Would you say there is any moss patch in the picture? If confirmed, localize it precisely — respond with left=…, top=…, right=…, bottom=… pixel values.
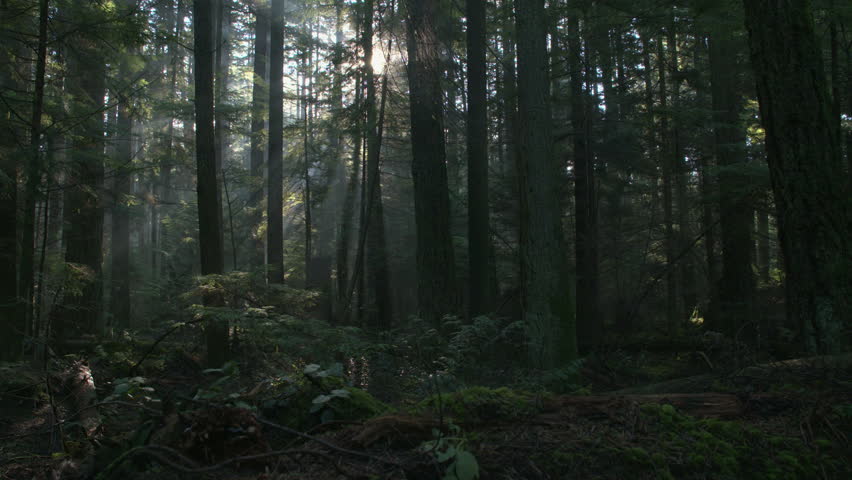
left=416, top=387, right=546, bottom=422
left=532, top=403, right=850, bottom=480
left=327, top=386, right=389, bottom=421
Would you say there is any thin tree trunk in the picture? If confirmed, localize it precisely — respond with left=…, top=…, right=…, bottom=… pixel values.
left=110, top=100, right=132, bottom=330
left=668, top=23, right=696, bottom=319
left=18, top=0, right=49, bottom=354
left=303, top=25, right=314, bottom=287
left=657, top=32, right=679, bottom=331
left=567, top=13, right=600, bottom=350
left=337, top=72, right=363, bottom=320
left=267, top=0, right=284, bottom=284
left=362, top=0, right=392, bottom=328
left=215, top=0, right=231, bottom=270
left=249, top=0, right=269, bottom=269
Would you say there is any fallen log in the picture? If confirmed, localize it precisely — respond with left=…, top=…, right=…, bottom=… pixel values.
left=613, top=353, right=852, bottom=395
left=547, top=393, right=752, bottom=419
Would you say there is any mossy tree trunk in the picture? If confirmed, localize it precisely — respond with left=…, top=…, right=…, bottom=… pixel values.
left=743, top=0, right=852, bottom=353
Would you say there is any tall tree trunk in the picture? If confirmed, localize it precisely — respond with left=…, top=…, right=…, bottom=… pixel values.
left=500, top=0, right=520, bottom=290
left=214, top=0, right=231, bottom=269
left=249, top=0, right=269, bottom=269
left=567, top=13, right=600, bottom=350
left=267, top=0, right=284, bottom=284
left=690, top=33, right=719, bottom=327
left=0, top=2, right=23, bottom=360
left=657, top=32, right=679, bottom=331
left=709, top=28, right=755, bottom=342
left=331, top=0, right=348, bottom=318
left=194, top=0, right=227, bottom=366
left=158, top=0, right=183, bottom=282
left=743, top=0, right=852, bottom=353
left=515, top=0, right=576, bottom=367
left=16, top=0, right=49, bottom=356
left=362, top=0, right=392, bottom=328
left=110, top=100, right=132, bottom=330
left=337, top=72, right=363, bottom=320
left=466, top=0, right=491, bottom=317
left=668, top=23, right=696, bottom=319
left=57, top=2, right=107, bottom=340
left=405, top=0, right=458, bottom=324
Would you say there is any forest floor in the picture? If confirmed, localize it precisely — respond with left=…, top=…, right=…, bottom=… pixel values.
left=1, top=332, right=851, bottom=480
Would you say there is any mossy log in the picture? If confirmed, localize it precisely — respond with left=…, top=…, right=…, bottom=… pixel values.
left=614, top=354, right=852, bottom=395
left=546, top=393, right=762, bottom=419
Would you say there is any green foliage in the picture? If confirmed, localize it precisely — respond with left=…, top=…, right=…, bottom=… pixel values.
left=419, top=423, right=480, bottom=480
left=105, top=376, right=157, bottom=404
left=260, top=363, right=388, bottom=430
left=386, top=315, right=529, bottom=395
left=193, top=361, right=250, bottom=408
left=184, top=271, right=321, bottom=317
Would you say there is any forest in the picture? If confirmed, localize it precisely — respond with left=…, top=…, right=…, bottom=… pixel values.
left=1, top=0, right=851, bottom=478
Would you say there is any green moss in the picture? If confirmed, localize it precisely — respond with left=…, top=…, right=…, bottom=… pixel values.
left=327, top=386, right=389, bottom=420
left=416, top=387, right=545, bottom=422
left=530, top=402, right=850, bottom=479
left=626, top=404, right=849, bottom=480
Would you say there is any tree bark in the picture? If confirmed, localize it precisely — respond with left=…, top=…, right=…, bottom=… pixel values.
left=656, top=33, right=679, bottom=332
left=466, top=0, right=492, bottom=318
left=109, top=95, right=133, bottom=331
left=337, top=72, right=364, bottom=321
left=709, top=30, right=755, bottom=342
left=743, top=0, right=852, bottom=353
left=267, top=0, right=284, bottom=285
left=0, top=2, right=22, bottom=360
left=214, top=0, right=231, bottom=270
left=567, top=13, right=600, bottom=350
left=194, top=0, right=227, bottom=366
left=249, top=0, right=269, bottom=269
left=57, top=1, right=107, bottom=340
left=17, top=0, right=49, bottom=349
left=362, top=0, right=392, bottom=329
left=515, top=0, right=576, bottom=367
left=405, top=0, right=458, bottom=324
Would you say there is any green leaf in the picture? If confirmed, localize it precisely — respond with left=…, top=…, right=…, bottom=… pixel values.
left=303, top=364, right=321, bottom=375
left=113, top=383, right=131, bottom=395
left=453, top=451, right=479, bottom=480
left=436, top=445, right=457, bottom=463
